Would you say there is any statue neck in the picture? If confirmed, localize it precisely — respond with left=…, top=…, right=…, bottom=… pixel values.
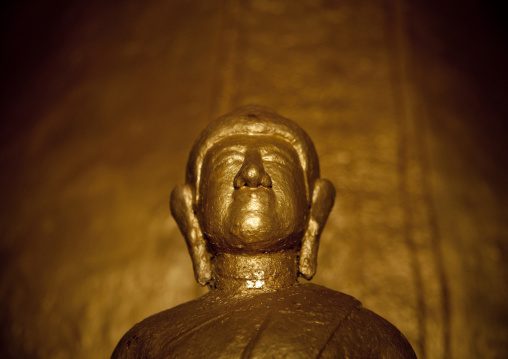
left=211, top=251, right=299, bottom=294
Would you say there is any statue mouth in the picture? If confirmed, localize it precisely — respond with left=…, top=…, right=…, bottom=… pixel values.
left=229, top=187, right=277, bottom=243
left=232, top=186, right=274, bottom=203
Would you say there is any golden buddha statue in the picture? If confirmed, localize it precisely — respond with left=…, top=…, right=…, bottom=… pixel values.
left=112, top=105, right=417, bottom=358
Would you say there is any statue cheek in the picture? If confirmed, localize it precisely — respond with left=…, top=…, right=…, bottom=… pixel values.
left=274, top=180, right=306, bottom=210
left=201, top=186, right=236, bottom=237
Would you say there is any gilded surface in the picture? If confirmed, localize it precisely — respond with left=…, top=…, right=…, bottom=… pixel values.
left=1, top=0, right=507, bottom=358
left=112, top=105, right=416, bottom=358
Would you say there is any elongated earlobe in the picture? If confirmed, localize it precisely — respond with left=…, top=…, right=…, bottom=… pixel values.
left=299, top=179, right=336, bottom=280
left=170, top=184, right=212, bottom=286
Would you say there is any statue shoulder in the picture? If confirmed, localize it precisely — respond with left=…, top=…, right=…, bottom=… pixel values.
left=298, top=284, right=416, bottom=358
left=111, top=285, right=416, bottom=358
left=297, top=283, right=361, bottom=309
left=320, top=304, right=417, bottom=358
left=111, top=295, right=214, bottom=359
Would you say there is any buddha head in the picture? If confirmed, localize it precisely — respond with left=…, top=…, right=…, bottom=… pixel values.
left=171, top=105, right=335, bottom=287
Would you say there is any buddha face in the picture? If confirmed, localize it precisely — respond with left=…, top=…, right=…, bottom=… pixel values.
left=197, top=135, right=309, bottom=254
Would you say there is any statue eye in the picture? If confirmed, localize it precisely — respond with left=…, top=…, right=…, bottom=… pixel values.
left=214, top=152, right=243, bottom=167
left=262, top=153, right=282, bottom=164
left=263, top=153, right=294, bottom=170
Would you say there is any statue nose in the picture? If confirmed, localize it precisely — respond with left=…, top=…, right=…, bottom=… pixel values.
left=234, top=151, right=272, bottom=188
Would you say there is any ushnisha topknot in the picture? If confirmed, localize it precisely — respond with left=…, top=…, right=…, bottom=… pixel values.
left=186, top=105, right=320, bottom=203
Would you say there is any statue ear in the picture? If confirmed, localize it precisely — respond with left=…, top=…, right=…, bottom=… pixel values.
left=170, top=184, right=212, bottom=286
left=299, top=178, right=336, bottom=280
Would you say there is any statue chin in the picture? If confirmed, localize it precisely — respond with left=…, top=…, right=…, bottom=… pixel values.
left=229, top=211, right=278, bottom=244
left=223, top=189, right=304, bottom=251
left=228, top=189, right=277, bottom=242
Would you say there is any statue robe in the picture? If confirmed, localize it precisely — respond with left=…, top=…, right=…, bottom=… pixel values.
left=112, top=283, right=416, bottom=358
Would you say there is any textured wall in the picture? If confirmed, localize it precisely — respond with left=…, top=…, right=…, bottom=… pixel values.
left=1, top=1, right=507, bottom=358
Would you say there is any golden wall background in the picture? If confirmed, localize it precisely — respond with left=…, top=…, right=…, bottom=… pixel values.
left=1, top=0, right=507, bottom=358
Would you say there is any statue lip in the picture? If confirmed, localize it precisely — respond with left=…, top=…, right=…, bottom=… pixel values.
left=234, top=185, right=273, bottom=192
left=232, top=186, right=274, bottom=202
left=229, top=186, right=277, bottom=238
